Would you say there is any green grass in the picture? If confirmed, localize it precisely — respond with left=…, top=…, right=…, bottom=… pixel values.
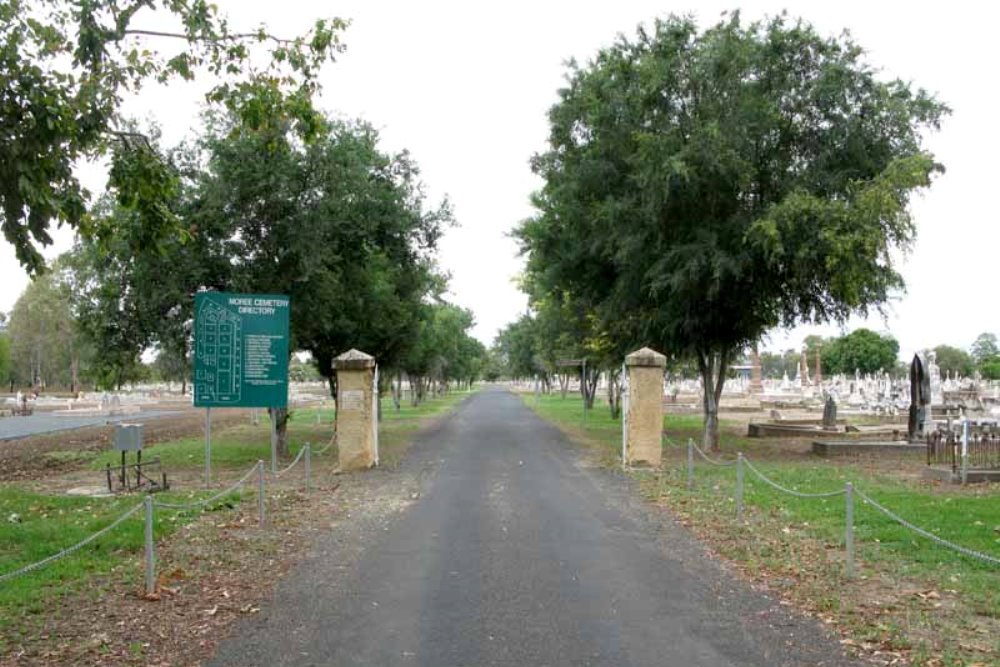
left=1, top=389, right=474, bottom=648
left=90, top=394, right=472, bottom=472
left=0, top=485, right=243, bottom=647
left=524, top=391, right=1000, bottom=661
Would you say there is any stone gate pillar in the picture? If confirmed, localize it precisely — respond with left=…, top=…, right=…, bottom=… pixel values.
left=624, top=347, right=667, bottom=467
left=334, top=349, right=376, bottom=471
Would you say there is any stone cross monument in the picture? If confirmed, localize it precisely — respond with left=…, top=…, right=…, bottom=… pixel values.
left=624, top=347, right=666, bottom=468
left=334, top=349, right=377, bottom=471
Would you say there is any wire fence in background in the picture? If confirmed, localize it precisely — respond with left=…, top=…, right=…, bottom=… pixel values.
left=1, top=443, right=317, bottom=597
left=683, top=438, right=1000, bottom=577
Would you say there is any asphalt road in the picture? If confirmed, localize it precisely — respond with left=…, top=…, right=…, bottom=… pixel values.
left=0, top=410, right=182, bottom=441
left=209, top=388, right=856, bottom=667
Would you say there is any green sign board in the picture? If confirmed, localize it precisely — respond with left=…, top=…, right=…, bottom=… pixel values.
left=193, top=292, right=290, bottom=408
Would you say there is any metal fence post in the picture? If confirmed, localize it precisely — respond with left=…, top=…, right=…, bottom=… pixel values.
left=143, top=495, right=155, bottom=597
left=257, top=460, right=266, bottom=528
left=687, top=439, right=694, bottom=491
left=736, top=453, right=745, bottom=521
left=845, top=482, right=855, bottom=579
left=304, top=443, right=311, bottom=492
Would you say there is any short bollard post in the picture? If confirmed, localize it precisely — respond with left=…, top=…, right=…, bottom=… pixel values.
left=257, top=460, right=266, bottom=528
left=304, top=443, right=312, bottom=492
left=143, top=495, right=155, bottom=597
left=736, top=453, right=745, bottom=521
left=845, top=482, right=855, bottom=579
left=686, top=439, right=694, bottom=491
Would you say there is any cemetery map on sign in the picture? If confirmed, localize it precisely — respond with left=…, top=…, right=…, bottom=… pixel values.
left=194, top=292, right=290, bottom=408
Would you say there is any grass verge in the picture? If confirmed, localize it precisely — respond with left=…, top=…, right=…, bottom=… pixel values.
left=525, top=392, right=1000, bottom=666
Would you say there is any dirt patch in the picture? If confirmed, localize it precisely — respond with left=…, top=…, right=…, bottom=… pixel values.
left=0, top=409, right=253, bottom=483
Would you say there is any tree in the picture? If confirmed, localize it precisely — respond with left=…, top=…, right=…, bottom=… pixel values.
left=0, top=328, right=11, bottom=389
left=517, top=13, right=947, bottom=450
left=981, top=357, right=1000, bottom=381
left=932, top=344, right=973, bottom=377
left=6, top=263, right=89, bottom=390
left=971, top=333, right=998, bottom=365
left=69, top=102, right=448, bottom=455
left=1, top=0, right=345, bottom=273
left=822, top=329, right=899, bottom=375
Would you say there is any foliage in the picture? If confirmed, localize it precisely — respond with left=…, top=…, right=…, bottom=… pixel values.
left=0, top=330, right=10, bottom=387
left=980, top=357, right=1000, bottom=381
left=0, top=0, right=346, bottom=273
left=400, top=302, right=485, bottom=398
left=760, top=349, right=802, bottom=379
left=516, top=13, right=946, bottom=449
left=6, top=261, right=91, bottom=390
left=821, top=329, right=899, bottom=375
left=970, top=331, right=998, bottom=372
left=289, top=357, right=322, bottom=382
left=932, top=344, right=973, bottom=377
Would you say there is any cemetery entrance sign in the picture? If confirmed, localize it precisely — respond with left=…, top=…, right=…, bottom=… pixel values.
left=194, top=292, right=290, bottom=409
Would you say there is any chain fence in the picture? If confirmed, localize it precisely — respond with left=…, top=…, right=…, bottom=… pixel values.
left=1, top=444, right=318, bottom=595
left=683, top=438, right=1000, bottom=576
left=0, top=502, right=144, bottom=585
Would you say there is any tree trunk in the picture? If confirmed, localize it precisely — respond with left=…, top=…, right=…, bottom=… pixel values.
left=70, top=355, right=79, bottom=395
left=559, top=373, right=569, bottom=399
left=697, top=349, right=730, bottom=452
left=393, top=372, right=402, bottom=412
left=270, top=406, right=290, bottom=457
left=607, top=368, right=622, bottom=419
left=582, top=365, right=599, bottom=409
left=181, top=376, right=187, bottom=396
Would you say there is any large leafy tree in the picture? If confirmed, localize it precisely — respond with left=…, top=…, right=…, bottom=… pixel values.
left=821, top=328, right=898, bottom=375
left=6, top=261, right=91, bottom=390
left=71, top=102, right=449, bottom=455
left=0, top=322, right=11, bottom=390
left=517, top=13, right=947, bottom=449
left=932, top=344, right=974, bottom=378
left=1, top=0, right=344, bottom=273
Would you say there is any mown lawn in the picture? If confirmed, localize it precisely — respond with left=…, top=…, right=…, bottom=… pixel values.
left=0, top=390, right=473, bottom=649
left=525, top=392, right=1000, bottom=665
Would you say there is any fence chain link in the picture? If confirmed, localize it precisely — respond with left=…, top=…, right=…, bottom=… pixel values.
left=273, top=445, right=308, bottom=478
left=689, top=440, right=738, bottom=466
left=854, top=489, right=1000, bottom=567
left=0, top=502, right=144, bottom=584
left=153, top=464, right=258, bottom=510
left=313, top=438, right=334, bottom=456
left=743, top=459, right=847, bottom=499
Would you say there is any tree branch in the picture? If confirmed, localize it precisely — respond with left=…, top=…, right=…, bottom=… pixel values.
left=122, top=28, right=297, bottom=46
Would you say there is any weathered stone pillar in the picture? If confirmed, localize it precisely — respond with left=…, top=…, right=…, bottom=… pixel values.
left=334, top=349, right=377, bottom=471
left=624, top=347, right=667, bottom=468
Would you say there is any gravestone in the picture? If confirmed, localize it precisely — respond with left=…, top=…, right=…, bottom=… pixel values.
left=334, top=349, right=378, bottom=471
left=822, top=396, right=837, bottom=429
left=623, top=347, right=666, bottom=467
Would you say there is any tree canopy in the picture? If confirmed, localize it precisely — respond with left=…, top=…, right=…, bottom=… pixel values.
left=516, top=13, right=947, bottom=448
left=821, top=329, right=898, bottom=375
left=1, top=0, right=345, bottom=273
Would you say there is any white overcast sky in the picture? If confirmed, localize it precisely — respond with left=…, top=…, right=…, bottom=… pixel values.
left=1, top=0, right=998, bottom=360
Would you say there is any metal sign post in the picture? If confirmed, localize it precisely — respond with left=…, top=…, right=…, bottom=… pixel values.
left=270, top=408, right=278, bottom=474
left=204, top=407, right=212, bottom=487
